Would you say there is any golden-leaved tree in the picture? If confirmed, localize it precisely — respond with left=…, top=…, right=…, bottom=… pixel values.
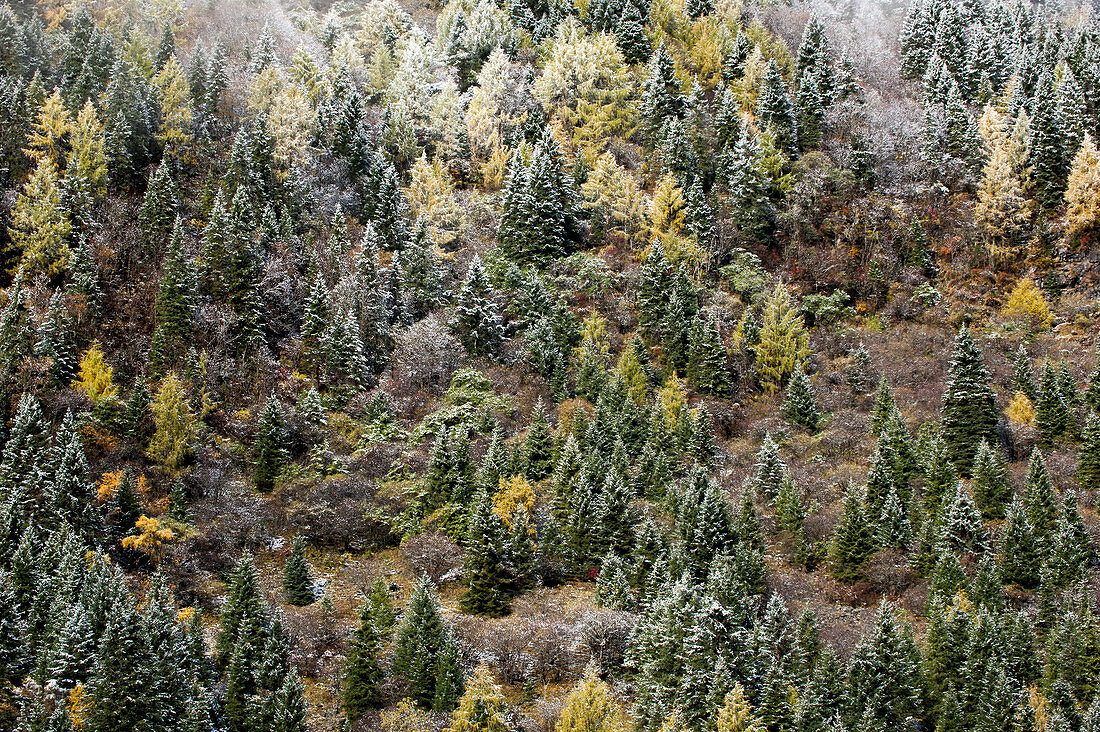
left=148, top=373, right=197, bottom=474
left=8, top=156, right=71, bottom=278
left=975, top=106, right=1031, bottom=263
left=1065, top=133, right=1100, bottom=240
left=753, top=283, right=809, bottom=392
left=556, top=667, right=629, bottom=732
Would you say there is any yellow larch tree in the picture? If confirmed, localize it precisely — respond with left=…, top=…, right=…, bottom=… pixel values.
left=154, top=55, right=194, bottom=161
left=148, top=372, right=197, bottom=474
left=556, top=666, right=628, bottom=732
left=24, top=88, right=70, bottom=166
left=1065, top=133, right=1100, bottom=239
left=8, top=157, right=71, bottom=278
left=975, top=106, right=1031, bottom=262
left=445, top=666, right=509, bottom=732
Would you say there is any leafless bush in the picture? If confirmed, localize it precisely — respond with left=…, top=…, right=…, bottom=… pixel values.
left=863, top=549, right=916, bottom=598
left=386, top=313, right=464, bottom=400
left=401, top=532, right=463, bottom=584
left=287, top=475, right=375, bottom=550
left=576, top=610, right=636, bottom=674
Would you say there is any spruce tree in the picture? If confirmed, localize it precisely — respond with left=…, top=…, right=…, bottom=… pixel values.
left=1024, top=448, right=1057, bottom=542
left=940, top=327, right=997, bottom=474
left=254, top=394, right=284, bottom=493
left=150, top=219, right=197, bottom=371
left=393, top=580, right=465, bottom=710
left=461, top=489, right=510, bottom=617
left=782, top=365, right=822, bottom=431
left=283, top=536, right=314, bottom=606
left=343, top=601, right=385, bottom=719
left=1036, top=362, right=1072, bottom=443
left=828, top=483, right=875, bottom=582
left=971, top=439, right=1010, bottom=519
left=1000, top=494, right=1040, bottom=589
left=1079, top=412, right=1100, bottom=492
left=451, top=256, right=504, bottom=360
left=686, top=312, right=728, bottom=396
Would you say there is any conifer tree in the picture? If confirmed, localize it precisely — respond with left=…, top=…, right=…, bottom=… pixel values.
left=446, top=666, right=508, bottom=732
left=138, top=163, right=181, bottom=252
left=150, top=219, right=197, bottom=371
left=8, top=157, right=71, bottom=279
left=461, top=489, right=510, bottom=617
left=686, top=312, right=728, bottom=396
left=283, top=536, right=314, bottom=606
left=753, top=283, right=809, bottom=393
left=723, top=123, right=775, bottom=246
left=870, top=376, right=896, bottom=434
left=828, top=483, right=875, bottom=582
left=940, top=327, right=997, bottom=473
left=1024, top=448, right=1057, bottom=542
left=148, top=372, right=196, bottom=474
left=254, top=394, right=284, bottom=493
left=393, top=580, right=464, bottom=711
left=1079, top=413, right=1100, bottom=492
left=523, top=401, right=554, bottom=481
left=782, top=365, right=822, bottom=431
left=641, top=45, right=685, bottom=131
left=970, top=439, right=1010, bottom=519
left=1036, top=362, right=1072, bottom=443
left=451, top=256, right=504, bottom=359
left=1012, top=344, right=1036, bottom=400
left=1000, top=493, right=1040, bottom=588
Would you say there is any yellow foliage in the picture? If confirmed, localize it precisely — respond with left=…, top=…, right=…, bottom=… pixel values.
left=69, top=683, right=88, bottom=730
left=67, top=100, right=107, bottom=200
left=581, top=153, right=647, bottom=245
left=97, top=470, right=123, bottom=501
left=556, top=667, right=628, bottom=732
left=121, top=515, right=178, bottom=562
left=657, top=373, right=688, bottom=432
left=154, top=56, right=194, bottom=160
left=481, top=144, right=511, bottom=191
left=74, top=342, right=118, bottom=403
left=493, top=474, right=535, bottom=526
left=685, top=17, right=728, bottom=90
left=1065, top=133, right=1100, bottom=239
left=649, top=174, right=685, bottom=237
left=8, top=156, right=71, bottom=278
left=753, top=283, right=809, bottom=392
left=616, top=345, right=649, bottom=406
left=406, top=155, right=463, bottom=247
left=1005, top=391, right=1036, bottom=426
left=715, top=684, right=763, bottom=732
left=1002, top=278, right=1052, bottom=331
left=24, top=88, right=71, bottom=166
left=382, top=698, right=433, bottom=732
left=148, top=372, right=197, bottom=474
left=446, top=666, right=509, bottom=732
left=177, top=607, right=196, bottom=624
left=558, top=399, right=595, bottom=437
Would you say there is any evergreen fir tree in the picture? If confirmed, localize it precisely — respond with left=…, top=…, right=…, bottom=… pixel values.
left=283, top=536, right=314, bottom=606
left=686, top=312, right=728, bottom=396
left=828, top=483, right=875, bottom=582
left=940, top=327, right=997, bottom=474
left=783, top=365, right=822, bottom=431
left=1079, top=412, right=1100, bottom=492
left=1024, top=448, right=1057, bottom=542
left=1011, top=345, right=1036, bottom=400
left=343, top=601, right=385, bottom=719
left=254, top=394, right=284, bottom=493
left=971, top=439, right=1010, bottom=520
left=393, top=580, right=464, bottom=711
left=461, top=489, right=510, bottom=617
left=451, top=256, right=504, bottom=359
left=1000, top=493, right=1041, bottom=589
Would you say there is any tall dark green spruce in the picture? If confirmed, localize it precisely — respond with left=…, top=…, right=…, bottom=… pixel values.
left=253, top=394, right=284, bottom=493
left=343, top=600, right=386, bottom=720
left=393, top=579, right=464, bottom=711
left=940, top=327, right=996, bottom=474
left=461, top=489, right=511, bottom=617
left=282, top=536, right=314, bottom=606
left=783, top=365, right=822, bottom=431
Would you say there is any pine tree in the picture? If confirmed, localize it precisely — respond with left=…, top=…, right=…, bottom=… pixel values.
left=138, top=163, right=181, bottom=252
left=451, top=256, right=504, bottom=360
left=938, top=482, right=986, bottom=554
left=1011, top=344, right=1036, bottom=400
left=1036, top=362, right=1072, bottom=443
left=723, top=123, right=775, bottom=246
left=641, top=45, right=685, bottom=131
left=686, top=312, right=728, bottom=396
left=523, top=401, right=554, bottom=481
left=871, top=376, right=897, bottom=434
left=283, top=536, right=314, bottom=606
left=150, top=219, right=197, bottom=371
left=461, top=489, right=510, bottom=617
left=254, top=394, right=284, bottom=493
left=969, top=439, right=1009, bottom=519
left=845, top=602, right=924, bottom=730
left=1024, top=448, right=1057, bottom=542
left=1066, top=133, right=1100, bottom=239
left=940, top=327, right=997, bottom=474
left=783, top=365, right=822, bottom=431
left=829, top=483, right=875, bottom=582
left=393, top=580, right=465, bottom=711
left=1000, top=493, right=1040, bottom=589
left=1079, top=413, right=1100, bottom=492
left=596, top=554, right=633, bottom=611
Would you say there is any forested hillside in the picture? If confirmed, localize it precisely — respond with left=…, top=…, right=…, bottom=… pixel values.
left=1, top=0, right=1100, bottom=729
